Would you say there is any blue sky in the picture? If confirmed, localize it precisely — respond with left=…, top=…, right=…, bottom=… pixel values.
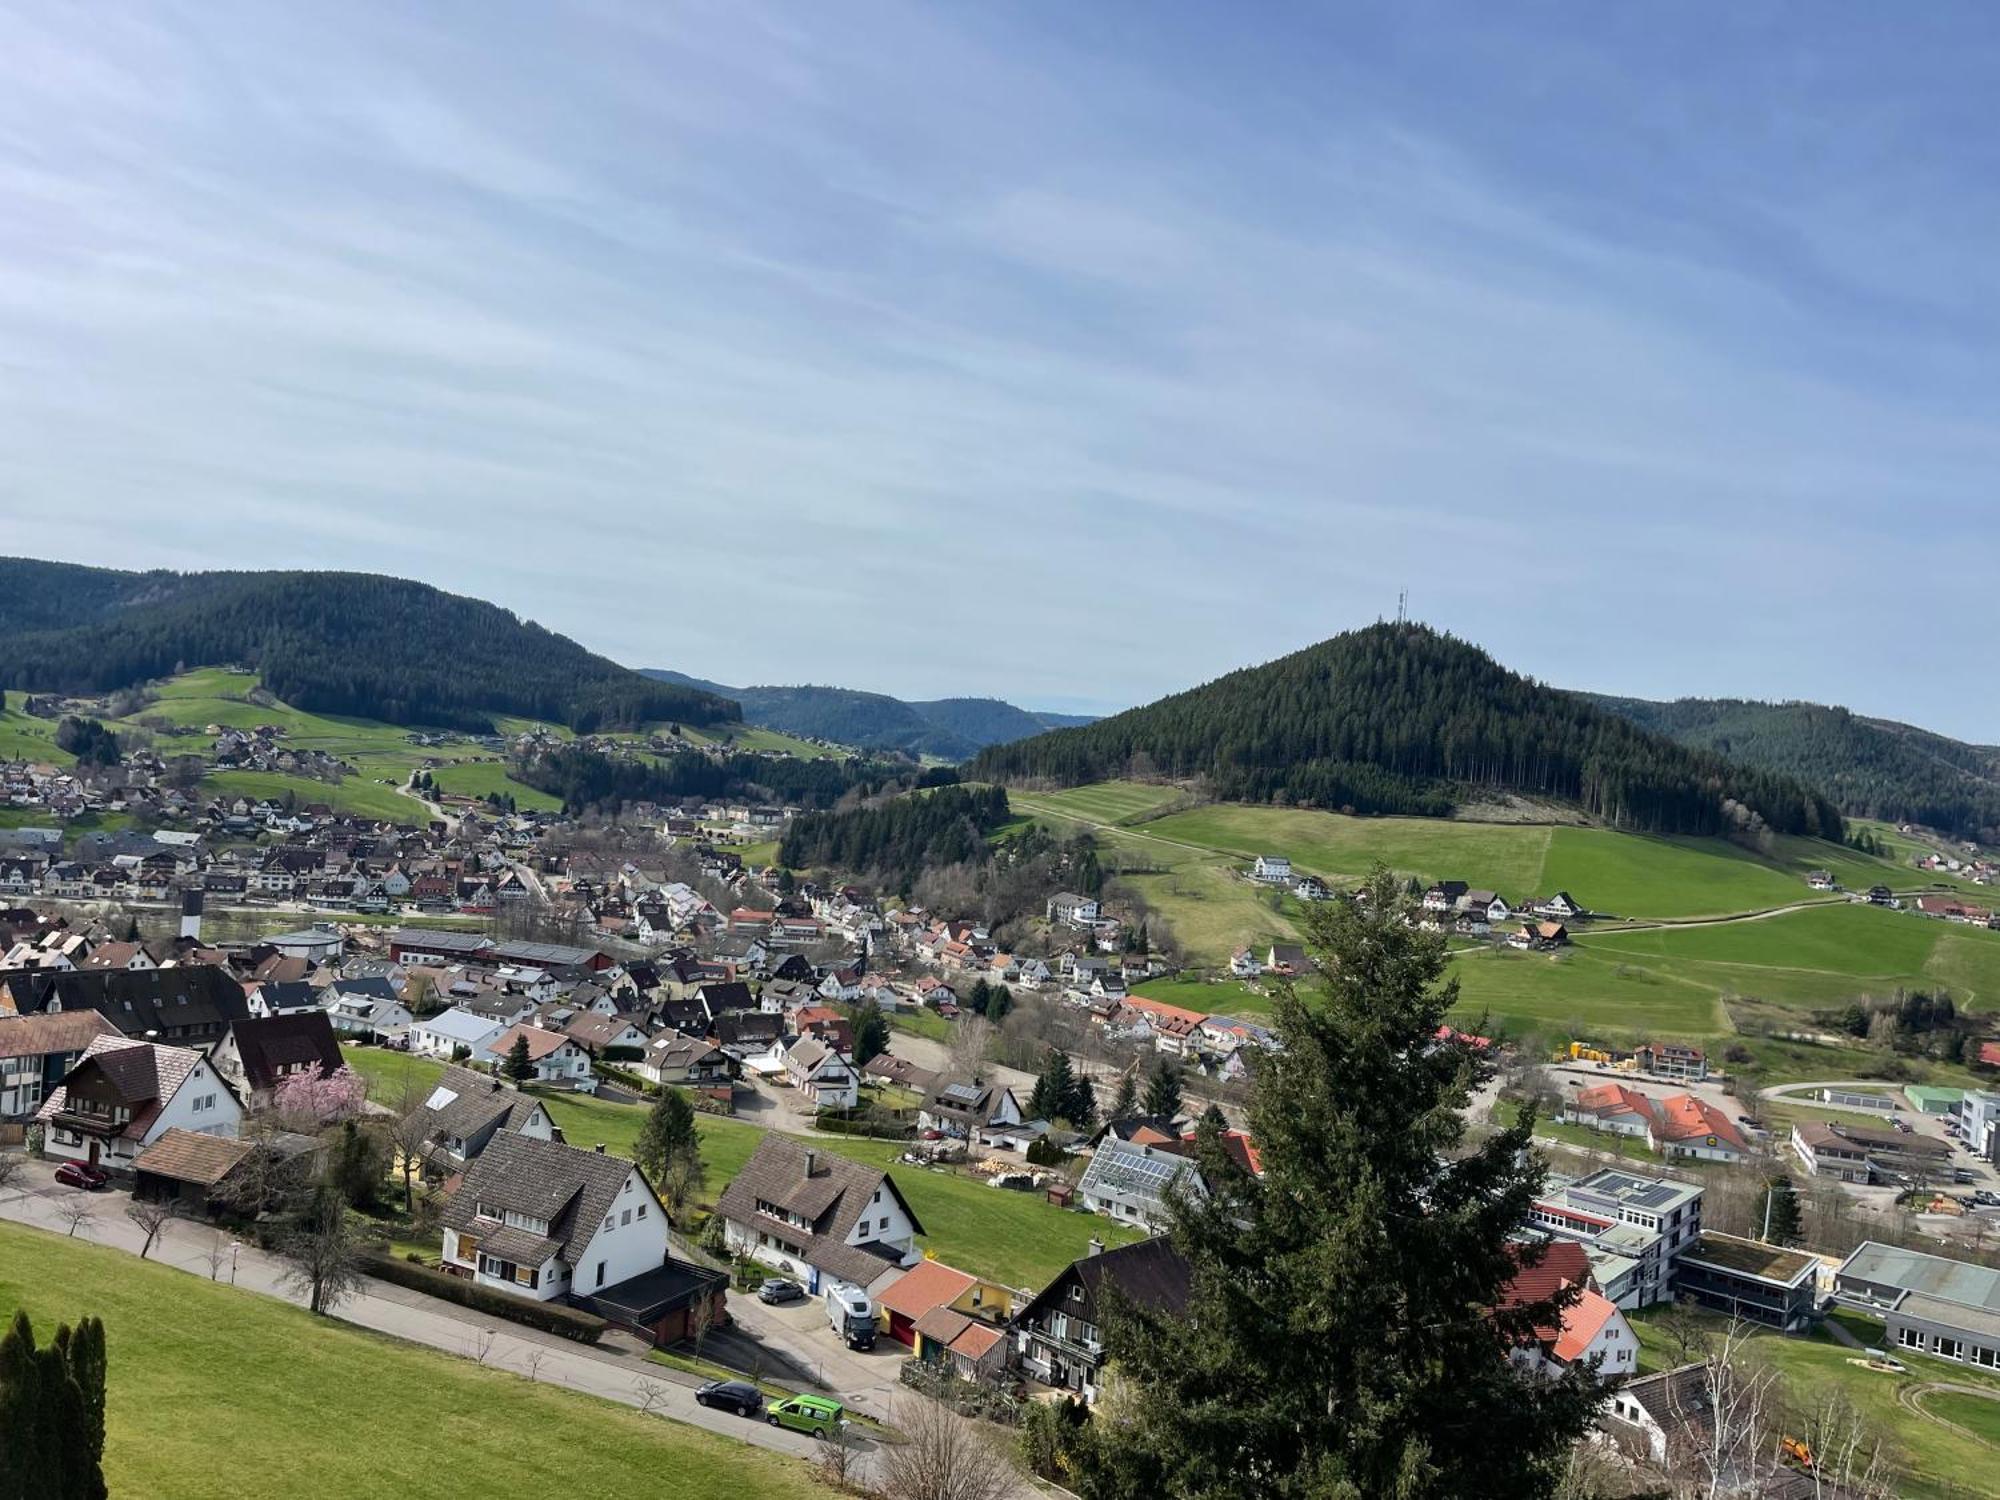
left=2, top=3, right=1996, bottom=733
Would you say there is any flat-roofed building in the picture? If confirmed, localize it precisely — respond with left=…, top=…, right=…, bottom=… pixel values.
left=1671, top=1233, right=1818, bottom=1331
left=1837, top=1241, right=2000, bottom=1373
left=1526, top=1169, right=1703, bottom=1308
left=1791, top=1118, right=1952, bottom=1184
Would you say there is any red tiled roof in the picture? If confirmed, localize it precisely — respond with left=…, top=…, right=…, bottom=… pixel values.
left=1652, top=1093, right=1747, bottom=1151
left=1572, top=1083, right=1654, bottom=1122
left=878, top=1260, right=977, bottom=1320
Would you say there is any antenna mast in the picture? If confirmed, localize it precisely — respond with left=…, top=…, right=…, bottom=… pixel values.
left=1396, top=588, right=1407, bottom=625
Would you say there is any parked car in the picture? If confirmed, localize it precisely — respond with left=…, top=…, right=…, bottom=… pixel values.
left=757, top=1278, right=806, bottom=1305
left=695, top=1379, right=764, bottom=1418
left=1737, top=1116, right=1763, bottom=1131
left=54, top=1161, right=109, bottom=1191
left=1973, top=1190, right=2000, bottom=1208
left=766, top=1393, right=846, bottom=1439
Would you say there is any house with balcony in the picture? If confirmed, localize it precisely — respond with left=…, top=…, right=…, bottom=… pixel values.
left=1014, top=1236, right=1191, bottom=1403
left=36, top=1034, right=243, bottom=1175
left=0, top=1009, right=119, bottom=1124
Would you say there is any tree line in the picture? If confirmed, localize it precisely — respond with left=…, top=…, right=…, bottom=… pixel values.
left=0, top=563, right=737, bottom=734
left=971, top=623, right=1845, bottom=840
left=0, top=1310, right=108, bottom=1500
left=1594, top=693, right=2000, bottom=842
left=777, top=784, right=1012, bottom=884
left=515, top=742, right=916, bottom=814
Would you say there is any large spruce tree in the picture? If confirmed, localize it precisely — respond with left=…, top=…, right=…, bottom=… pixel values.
left=1070, top=868, right=1604, bottom=1499
left=0, top=1309, right=107, bottom=1500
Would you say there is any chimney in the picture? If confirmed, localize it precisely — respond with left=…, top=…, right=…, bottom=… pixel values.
left=1087, top=1236, right=1105, bottom=1257
left=594, top=1142, right=606, bottom=1154
left=803, top=1148, right=817, bottom=1176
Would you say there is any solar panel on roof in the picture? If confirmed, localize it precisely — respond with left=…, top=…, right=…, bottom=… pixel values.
left=425, top=1086, right=458, bottom=1110
left=942, top=1083, right=984, bottom=1104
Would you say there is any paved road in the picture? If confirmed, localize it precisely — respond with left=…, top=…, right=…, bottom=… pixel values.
left=0, top=1160, right=876, bottom=1482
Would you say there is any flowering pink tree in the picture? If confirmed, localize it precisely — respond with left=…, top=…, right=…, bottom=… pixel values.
left=269, top=1064, right=370, bottom=1131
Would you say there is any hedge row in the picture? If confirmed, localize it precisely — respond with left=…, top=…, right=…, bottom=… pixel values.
left=363, top=1254, right=608, bottom=1343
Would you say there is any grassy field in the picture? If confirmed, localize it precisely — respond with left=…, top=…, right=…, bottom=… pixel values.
left=0, top=1223, right=834, bottom=1500
left=426, top=760, right=563, bottom=811
left=0, top=692, right=70, bottom=763
left=1011, top=781, right=2000, bottom=1069
left=342, top=1048, right=1138, bottom=1288
left=202, top=768, right=425, bottom=824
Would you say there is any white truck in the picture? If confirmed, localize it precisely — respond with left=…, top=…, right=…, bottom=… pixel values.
left=824, top=1281, right=877, bottom=1351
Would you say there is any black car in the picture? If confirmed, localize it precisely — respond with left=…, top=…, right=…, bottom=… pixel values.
left=695, top=1379, right=764, bottom=1418
left=756, top=1278, right=805, bottom=1305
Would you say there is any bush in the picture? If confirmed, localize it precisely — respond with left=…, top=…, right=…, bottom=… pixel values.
left=362, top=1255, right=607, bottom=1343
left=597, top=1063, right=658, bottom=1095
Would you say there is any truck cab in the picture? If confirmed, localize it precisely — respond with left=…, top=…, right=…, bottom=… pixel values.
left=824, top=1281, right=877, bottom=1350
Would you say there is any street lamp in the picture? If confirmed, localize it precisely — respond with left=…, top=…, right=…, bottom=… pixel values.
left=229, top=1239, right=241, bottom=1285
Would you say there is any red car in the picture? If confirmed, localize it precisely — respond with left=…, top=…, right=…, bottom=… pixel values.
left=54, top=1161, right=109, bottom=1191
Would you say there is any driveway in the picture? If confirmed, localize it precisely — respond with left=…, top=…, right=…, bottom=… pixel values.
left=0, top=1160, right=880, bottom=1482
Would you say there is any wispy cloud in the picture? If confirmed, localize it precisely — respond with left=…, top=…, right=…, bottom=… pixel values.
left=0, top=2, right=1994, bottom=733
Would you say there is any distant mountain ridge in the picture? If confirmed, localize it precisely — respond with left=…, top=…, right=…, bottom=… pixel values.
left=0, top=558, right=738, bottom=735
left=642, top=670, right=1092, bottom=759
left=969, top=622, right=1845, bottom=840
left=1585, top=693, right=2000, bottom=843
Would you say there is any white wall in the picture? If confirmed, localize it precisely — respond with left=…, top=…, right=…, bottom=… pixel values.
left=847, top=1182, right=918, bottom=1259
left=573, top=1168, right=670, bottom=1294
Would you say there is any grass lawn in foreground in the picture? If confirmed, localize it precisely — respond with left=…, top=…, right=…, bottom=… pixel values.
left=341, top=1047, right=1137, bottom=1288
left=0, top=1222, right=833, bottom=1500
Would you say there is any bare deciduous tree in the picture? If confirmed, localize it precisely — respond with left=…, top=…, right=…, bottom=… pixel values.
left=469, top=1328, right=496, bottom=1365
left=634, top=1377, right=670, bottom=1417
left=55, top=1193, right=97, bottom=1239
left=124, top=1195, right=179, bottom=1259
left=1656, top=1317, right=1780, bottom=1500
left=277, top=1188, right=368, bottom=1315
left=880, top=1395, right=1016, bottom=1500
left=521, top=1346, right=549, bottom=1384
left=384, top=1073, right=437, bottom=1216
left=946, top=1015, right=994, bottom=1085
left=0, top=1150, right=25, bottom=1198
left=1787, top=1386, right=1897, bottom=1499
left=203, top=1229, right=232, bottom=1282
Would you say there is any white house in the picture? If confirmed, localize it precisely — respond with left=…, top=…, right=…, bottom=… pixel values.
left=1250, top=855, right=1292, bottom=885
left=490, top=1024, right=596, bottom=1089
left=1076, top=1136, right=1205, bottom=1233
left=440, top=1134, right=670, bottom=1301
left=1046, top=892, right=1100, bottom=927
left=715, top=1136, right=923, bottom=1295
left=411, top=1007, right=510, bottom=1065
left=782, top=1037, right=860, bottom=1111
left=36, top=1035, right=243, bottom=1174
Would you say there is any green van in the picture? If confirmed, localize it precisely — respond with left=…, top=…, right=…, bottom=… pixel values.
left=765, top=1393, right=846, bottom=1439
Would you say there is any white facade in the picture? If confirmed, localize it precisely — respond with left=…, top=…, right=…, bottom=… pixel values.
left=42, top=1054, right=242, bottom=1172
left=410, top=1008, right=507, bottom=1063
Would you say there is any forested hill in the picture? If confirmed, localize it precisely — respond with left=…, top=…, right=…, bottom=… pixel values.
left=0, top=559, right=738, bottom=735
left=642, top=670, right=1091, bottom=758
left=1586, top=694, right=2000, bottom=843
left=969, top=623, right=1846, bottom=840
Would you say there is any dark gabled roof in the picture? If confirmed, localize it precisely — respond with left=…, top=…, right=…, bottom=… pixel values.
left=1, top=966, right=249, bottom=1039
left=417, top=1064, right=546, bottom=1147
left=1016, top=1236, right=1193, bottom=1328
left=714, top=1010, right=782, bottom=1046
left=715, top=1135, right=923, bottom=1285
left=223, top=1013, right=345, bottom=1092
left=254, top=980, right=321, bottom=1011
left=697, top=981, right=755, bottom=1015
left=441, top=1133, right=644, bottom=1264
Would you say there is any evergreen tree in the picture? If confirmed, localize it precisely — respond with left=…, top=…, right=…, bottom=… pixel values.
left=502, top=1034, right=535, bottom=1082
left=1068, top=867, right=1603, bottom=1499
left=0, top=1309, right=45, bottom=1500
left=1762, top=1174, right=1803, bottom=1246
left=633, top=1088, right=706, bottom=1221
left=965, top=978, right=992, bottom=1018
left=0, top=1311, right=106, bottom=1500
left=1066, top=1074, right=1098, bottom=1132
left=1140, top=1057, right=1182, bottom=1121
left=1199, top=1101, right=1228, bottom=1131
left=325, top=1120, right=385, bottom=1210
left=849, top=1001, right=890, bottom=1067
left=1030, top=1050, right=1079, bottom=1123
left=985, top=983, right=1013, bottom=1023
left=1110, top=1069, right=1139, bottom=1121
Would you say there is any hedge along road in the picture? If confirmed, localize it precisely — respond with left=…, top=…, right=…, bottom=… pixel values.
left=0, top=1158, right=879, bottom=1483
